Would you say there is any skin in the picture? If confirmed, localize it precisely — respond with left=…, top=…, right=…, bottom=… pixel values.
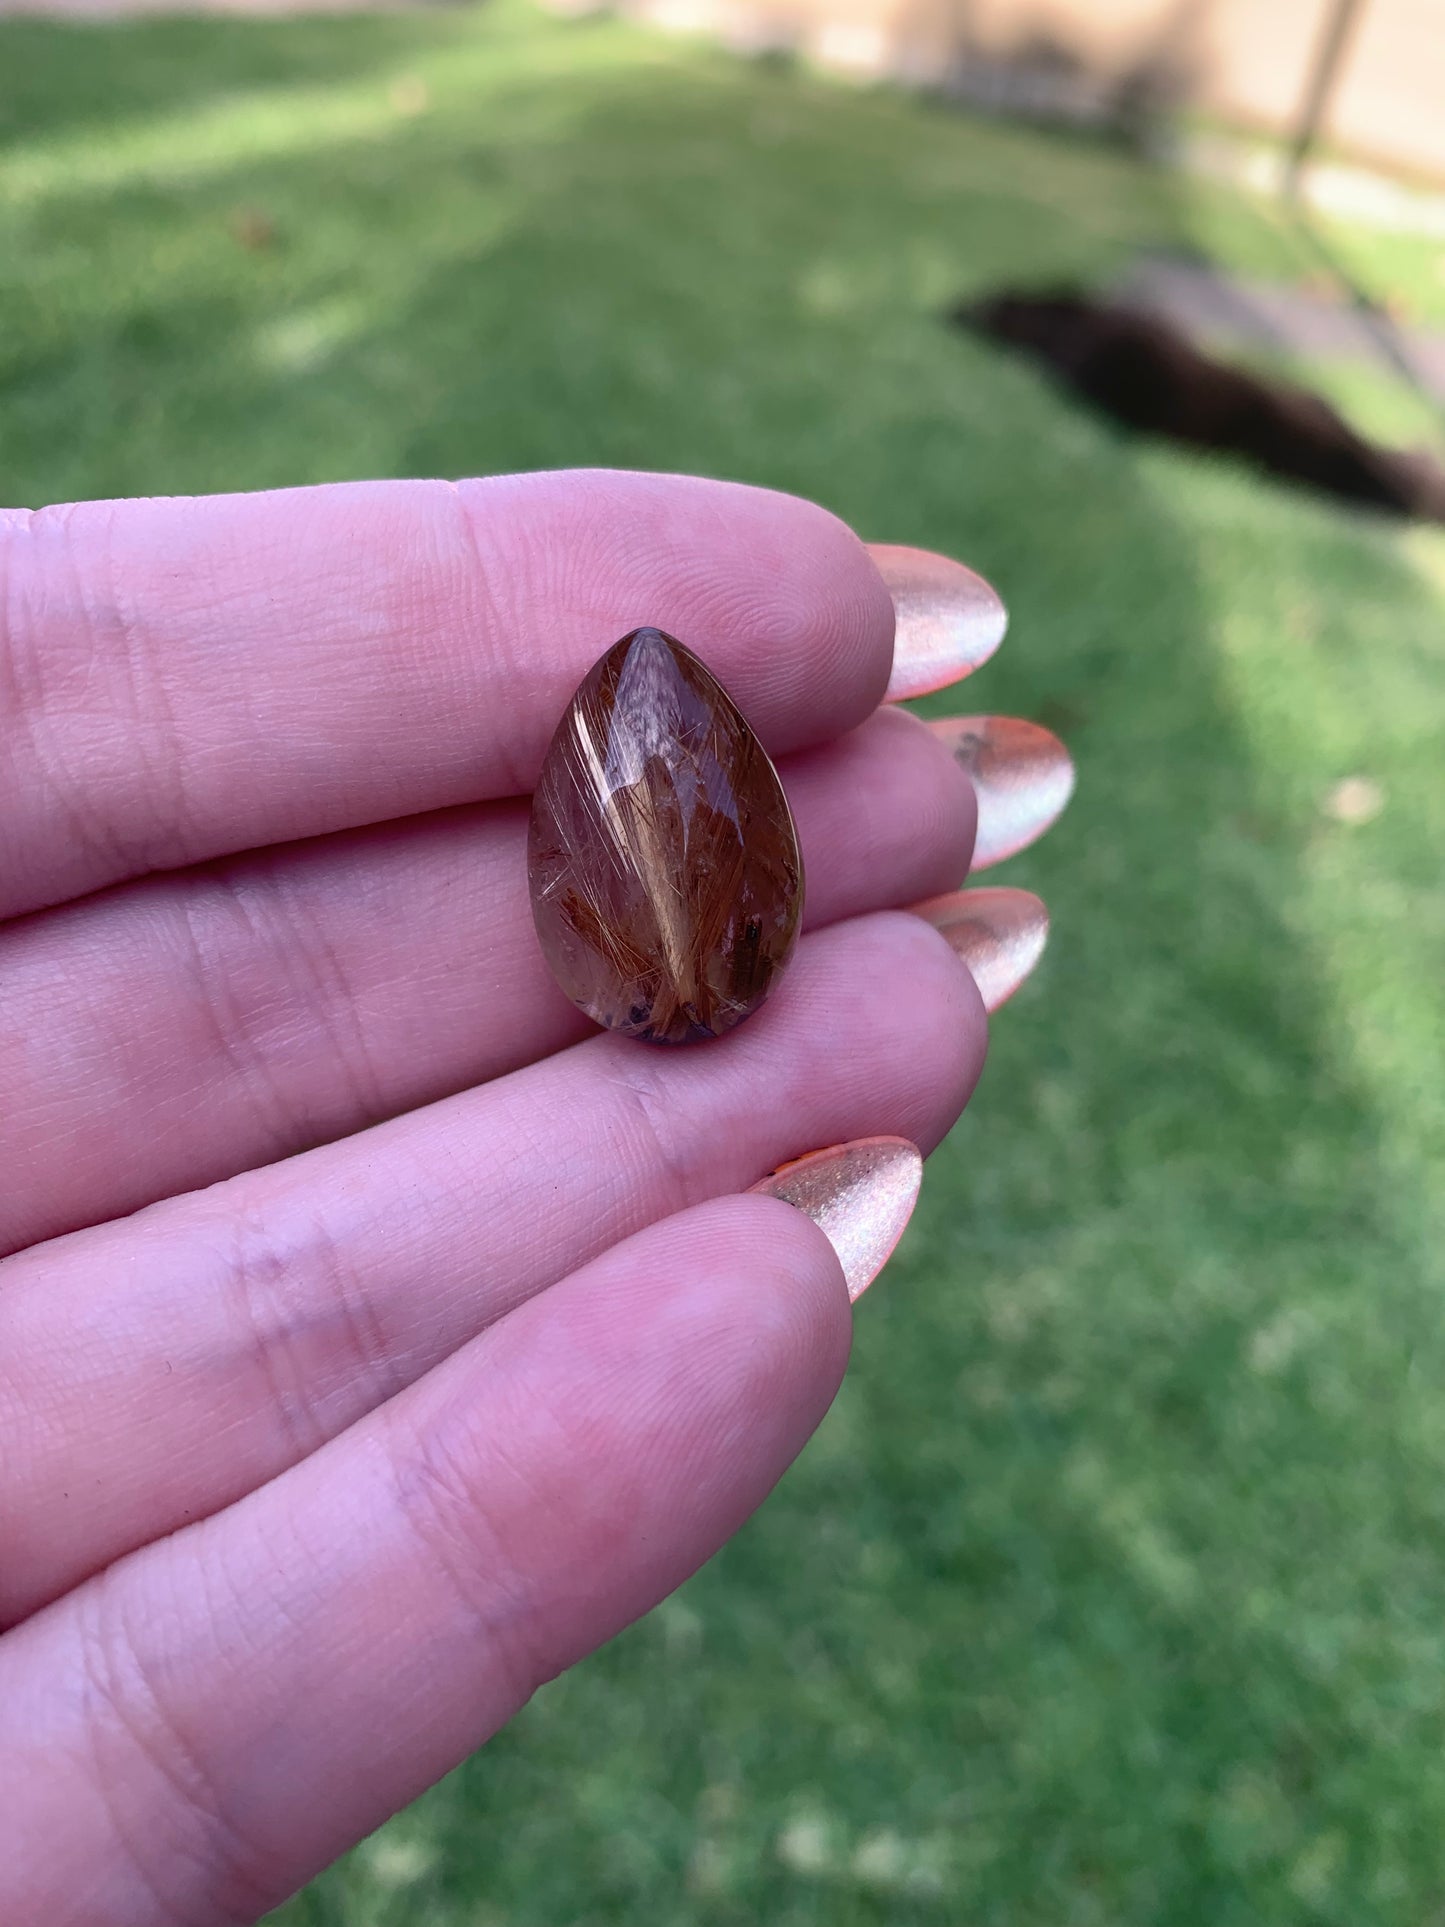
left=0, top=469, right=989, bottom=1925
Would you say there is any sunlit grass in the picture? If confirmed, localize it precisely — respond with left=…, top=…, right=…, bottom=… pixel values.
left=4, top=6, right=1444, bottom=1921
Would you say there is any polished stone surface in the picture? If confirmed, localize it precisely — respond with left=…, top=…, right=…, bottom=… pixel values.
left=529, top=628, right=802, bottom=1044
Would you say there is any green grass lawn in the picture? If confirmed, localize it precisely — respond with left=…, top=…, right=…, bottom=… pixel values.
left=4, top=7, right=1445, bottom=1920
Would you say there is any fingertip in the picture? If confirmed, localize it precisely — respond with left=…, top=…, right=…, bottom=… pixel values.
left=458, top=471, right=897, bottom=754
left=732, top=1185, right=857, bottom=1340
left=864, top=908, right=991, bottom=1129
left=692, top=484, right=897, bottom=750
left=473, top=1189, right=855, bottom=1486
left=781, top=498, right=897, bottom=728
left=634, top=1190, right=855, bottom=1417
left=437, top=1191, right=855, bottom=1657
left=867, top=702, right=981, bottom=886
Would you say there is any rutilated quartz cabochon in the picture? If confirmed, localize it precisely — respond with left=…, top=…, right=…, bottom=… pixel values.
left=527, top=628, right=803, bottom=1045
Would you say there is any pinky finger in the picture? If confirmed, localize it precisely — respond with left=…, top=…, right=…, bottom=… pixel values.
left=1, top=1194, right=867, bottom=1927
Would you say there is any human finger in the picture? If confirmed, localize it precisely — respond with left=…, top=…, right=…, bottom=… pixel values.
left=0, top=1194, right=856, bottom=1926
left=0, top=474, right=995, bottom=919
left=0, top=911, right=984, bottom=1622
left=0, top=705, right=975, bottom=1254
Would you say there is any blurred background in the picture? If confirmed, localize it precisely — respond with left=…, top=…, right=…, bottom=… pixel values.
left=3, top=0, right=1444, bottom=1919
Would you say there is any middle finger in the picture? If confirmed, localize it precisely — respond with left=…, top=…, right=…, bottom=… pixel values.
left=0, top=909, right=984, bottom=1623
left=1, top=705, right=973, bottom=1256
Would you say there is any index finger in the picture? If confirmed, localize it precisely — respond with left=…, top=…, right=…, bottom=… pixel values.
left=0, top=1194, right=851, bottom=1925
left=0, top=470, right=919, bottom=919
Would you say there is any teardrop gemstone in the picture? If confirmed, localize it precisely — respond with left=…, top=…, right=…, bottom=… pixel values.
left=528, top=628, right=803, bottom=1044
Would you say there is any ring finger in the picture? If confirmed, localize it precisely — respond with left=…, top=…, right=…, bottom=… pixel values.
left=0, top=909, right=984, bottom=1624
left=1, top=704, right=975, bottom=1254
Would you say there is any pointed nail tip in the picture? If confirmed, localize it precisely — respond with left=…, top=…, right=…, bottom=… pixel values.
left=980, top=891, right=1049, bottom=1011
left=883, top=650, right=1003, bottom=705
left=882, top=614, right=1008, bottom=703
left=971, top=791, right=1074, bottom=869
left=962, top=728, right=1076, bottom=869
left=748, top=1136, right=923, bottom=1301
left=923, top=715, right=1075, bottom=866
left=868, top=543, right=1008, bottom=703
left=983, top=899, right=1049, bottom=1011
left=908, top=887, right=1050, bottom=1013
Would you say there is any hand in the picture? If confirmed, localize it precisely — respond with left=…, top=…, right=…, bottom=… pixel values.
left=0, top=470, right=1062, bottom=1923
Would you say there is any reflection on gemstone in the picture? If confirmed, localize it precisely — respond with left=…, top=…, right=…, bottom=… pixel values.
left=528, top=629, right=803, bottom=1044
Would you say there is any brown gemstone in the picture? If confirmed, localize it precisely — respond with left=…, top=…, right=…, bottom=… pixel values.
left=528, top=628, right=803, bottom=1044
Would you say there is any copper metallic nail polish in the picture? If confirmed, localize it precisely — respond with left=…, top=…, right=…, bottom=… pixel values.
left=867, top=544, right=1008, bottom=702
left=910, top=887, right=1048, bottom=1012
left=929, top=715, right=1074, bottom=869
left=749, top=1136, right=922, bottom=1301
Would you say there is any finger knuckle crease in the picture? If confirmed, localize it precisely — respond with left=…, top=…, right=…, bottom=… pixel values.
left=2, top=506, right=200, bottom=884
left=385, top=1413, right=558, bottom=1710
left=607, top=1055, right=695, bottom=1220
left=221, top=1188, right=397, bottom=1464
left=74, top=1577, right=269, bottom=1927
left=172, top=860, right=385, bottom=1154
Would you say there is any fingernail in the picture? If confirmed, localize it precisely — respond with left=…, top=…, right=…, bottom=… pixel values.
left=748, top=1136, right=922, bottom=1301
left=910, top=887, right=1049, bottom=1011
left=929, top=715, right=1075, bottom=869
left=867, top=544, right=1008, bottom=701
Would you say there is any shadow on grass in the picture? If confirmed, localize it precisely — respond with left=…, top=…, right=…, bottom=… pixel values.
left=2, top=10, right=1443, bottom=1920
